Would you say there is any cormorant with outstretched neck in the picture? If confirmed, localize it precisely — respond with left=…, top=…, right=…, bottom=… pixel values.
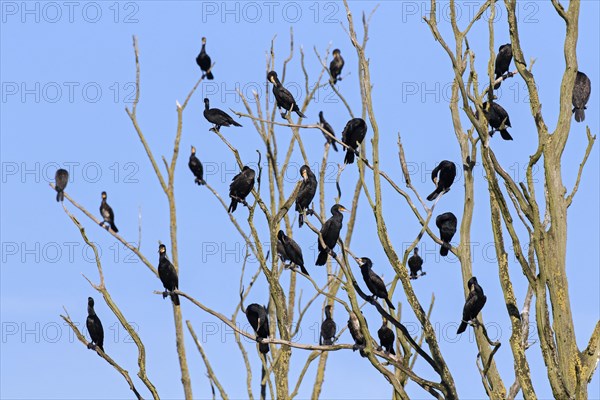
left=55, top=168, right=68, bottom=202
left=329, top=49, right=344, bottom=84
left=481, top=102, right=513, bottom=141
left=245, top=303, right=270, bottom=354
left=342, top=118, right=367, bottom=164
left=86, top=297, right=104, bottom=352
left=188, top=145, right=205, bottom=185
left=203, top=98, right=242, bottom=131
left=316, top=204, right=349, bottom=266
left=228, top=166, right=255, bottom=213
left=99, top=191, right=118, bottom=233
left=319, top=111, right=338, bottom=151
left=457, top=276, right=487, bottom=334
left=427, top=160, right=456, bottom=201
left=378, top=317, right=396, bottom=355
left=408, top=248, right=424, bottom=280
left=295, top=165, right=317, bottom=227
left=494, top=44, right=512, bottom=89
left=436, top=212, right=457, bottom=257
left=158, top=244, right=180, bottom=306
left=356, top=257, right=395, bottom=310
left=196, top=37, right=213, bottom=80
left=348, top=312, right=367, bottom=357
left=277, top=230, right=309, bottom=275
left=573, top=71, right=591, bottom=122
left=267, top=71, right=306, bottom=119
left=320, top=305, right=336, bottom=345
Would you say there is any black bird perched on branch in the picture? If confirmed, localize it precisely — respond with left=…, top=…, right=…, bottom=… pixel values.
left=494, top=44, right=512, bottom=89
left=245, top=303, right=270, bottom=354
left=188, top=145, right=205, bottom=185
left=267, top=71, right=306, bottom=119
left=295, top=165, right=317, bottom=227
left=481, top=102, right=513, bottom=141
left=436, top=212, right=457, bottom=257
left=342, top=118, right=367, bottom=164
left=329, top=49, right=344, bottom=84
left=320, top=305, right=336, bottom=345
left=55, top=168, right=68, bottom=202
left=427, top=160, right=456, bottom=201
left=377, top=317, right=396, bottom=355
left=457, top=276, right=487, bottom=334
left=572, top=71, right=591, bottom=122
left=277, top=230, right=309, bottom=275
left=316, top=204, right=349, bottom=266
left=348, top=312, right=367, bottom=357
left=99, top=191, right=118, bottom=233
left=203, top=98, right=242, bottom=131
left=228, top=166, right=255, bottom=213
left=158, top=244, right=180, bottom=306
left=356, top=257, right=395, bottom=310
left=86, top=297, right=104, bottom=352
left=319, top=111, right=338, bottom=151
left=408, top=248, right=425, bottom=280
left=196, top=37, right=213, bottom=80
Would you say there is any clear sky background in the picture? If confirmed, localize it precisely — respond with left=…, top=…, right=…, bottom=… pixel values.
left=1, top=1, right=599, bottom=399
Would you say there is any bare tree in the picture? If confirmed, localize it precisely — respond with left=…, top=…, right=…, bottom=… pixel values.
left=53, top=1, right=597, bottom=399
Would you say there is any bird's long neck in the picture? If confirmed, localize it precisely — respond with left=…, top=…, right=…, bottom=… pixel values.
left=204, top=102, right=210, bottom=111
left=325, top=308, right=331, bottom=319
left=201, top=43, right=206, bottom=53
left=88, top=305, right=95, bottom=316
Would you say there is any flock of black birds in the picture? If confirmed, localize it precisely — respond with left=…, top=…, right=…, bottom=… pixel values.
left=52, top=39, right=591, bottom=360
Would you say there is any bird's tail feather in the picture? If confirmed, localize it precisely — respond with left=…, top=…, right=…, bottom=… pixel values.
left=331, top=141, right=338, bottom=152
left=299, top=213, right=304, bottom=228
left=206, top=71, right=214, bottom=80
left=295, top=109, right=306, bottom=119
left=110, top=223, right=119, bottom=233
left=389, top=347, right=396, bottom=356
left=299, top=265, right=309, bottom=276
left=171, top=293, right=180, bottom=306
left=426, top=187, right=441, bottom=201
left=385, top=297, right=396, bottom=310
left=316, top=251, right=328, bottom=266
left=232, top=120, right=243, bottom=127
left=440, top=242, right=451, bottom=257
left=56, top=191, right=64, bottom=202
left=499, top=129, right=513, bottom=141
left=574, top=108, right=585, bottom=122
left=228, top=199, right=238, bottom=213
left=457, top=321, right=468, bottom=334
left=344, top=150, right=355, bottom=164
left=259, top=342, right=270, bottom=354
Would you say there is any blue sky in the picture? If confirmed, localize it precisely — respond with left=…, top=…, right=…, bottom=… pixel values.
left=1, top=1, right=599, bottom=399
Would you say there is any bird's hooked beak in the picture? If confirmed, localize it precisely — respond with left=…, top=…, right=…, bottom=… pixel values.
left=354, top=256, right=362, bottom=264
left=257, top=316, right=262, bottom=328
left=339, top=206, right=349, bottom=213
left=433, top=177, right=438, bottom=186
left=302, top=169, right=308, bottom=182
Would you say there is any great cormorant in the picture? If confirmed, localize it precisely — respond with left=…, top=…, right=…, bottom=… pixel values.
left=277, top=230, right=309, bottom=275
left=267, top=71, right=306, bottom=119
left=228, top=166, right=255, bottom=213
left=158, top=244, right=180, bottom=306
left=86, top=297, right=104, bottom=352
left=427, top=160, right=456, bottom=201
left=457, top=276, right=487, bottom=334
left=196, top=37, right=214, bottom=80
left=99, top=191, right=118, bottom=233
left=481, top=102, right=513, bottom=141
left=188, top=145, right=205, bottom=185
left=203, top=98, right=242, bottom=131
left=55, top=168, right=68, bottom=202
left=356, top=257, right=395, bottom=310
left=377, top=318, right=396, bottom=355
left=295, top=165, right=317, bottom=227
left=319, top=111, right=338, bottom=151
left=573, top=71, right=591, bottom=122
left=341, top=118, right=367, bottom=164
left=329, top=49, right=344, bottom=84
left=408, top=248, right=425, bottom=280
left=347, top=312, right=367, bottom=357
left=436, top=212, right=457, bottom=257
left=315, top=204, right=348, bottom=266
left=245, top=303, right=270, bottom=354
left=494, top=44, right=512, bottom=89
left=320, top=305, right=336, bottom=345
